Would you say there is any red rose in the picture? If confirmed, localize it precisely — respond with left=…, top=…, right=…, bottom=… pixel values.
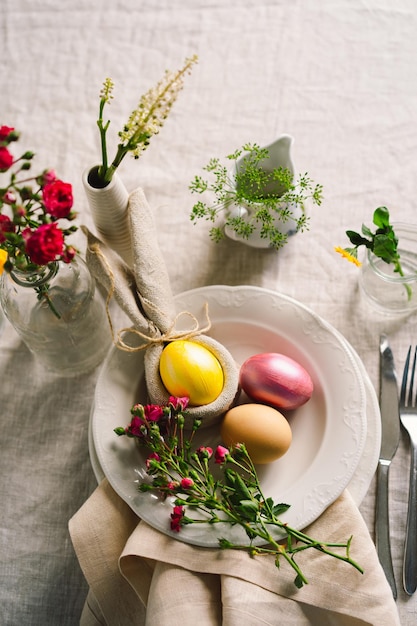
left=146, top=452, right=161, bottom=469
left=0, top=147, right=13, bottom=172
left=180, top=477, right=194, bottom=490
left=214, top=445, right=229, bottom=464
left=62, top=245, right=76, bottom=264
left=0, top=126, right=14, bottom=141
left=23, top=223, right=64, bottom=265
left=168, top=396, right=189, bottom=411
left=143, top=404, right=164, bottom=422
left=0, top=214, right=15, bottom=242
left=37, top=169, right=57, bottom=187
left=170, top=505, right=185, bottom=532
left=42, top=179, right=73, bottom=218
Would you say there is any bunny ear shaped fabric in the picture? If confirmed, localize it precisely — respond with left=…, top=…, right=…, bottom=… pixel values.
left=84, top=188, right=240, bottom=428
left=128, top=187, right=177, bottom=334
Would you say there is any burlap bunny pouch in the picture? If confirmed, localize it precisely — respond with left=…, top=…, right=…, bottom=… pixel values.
left=83, top=187, right=239, bottom=428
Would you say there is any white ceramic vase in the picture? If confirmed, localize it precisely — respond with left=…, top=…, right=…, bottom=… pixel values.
left=82, top=165, right=133, bottom=266
left=223, top=134, right=301, bottom=249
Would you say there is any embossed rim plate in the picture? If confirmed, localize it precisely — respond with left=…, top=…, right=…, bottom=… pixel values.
left=92, top=285, right=368, bottom=547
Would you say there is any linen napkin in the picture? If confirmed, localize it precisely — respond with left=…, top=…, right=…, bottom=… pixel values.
left=83, top=187, right=240, bottom=429
left=69, top=479, right=401, bottom=626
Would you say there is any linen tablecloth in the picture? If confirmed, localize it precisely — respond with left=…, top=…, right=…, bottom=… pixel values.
left=1, top=0, right=417, bottom=624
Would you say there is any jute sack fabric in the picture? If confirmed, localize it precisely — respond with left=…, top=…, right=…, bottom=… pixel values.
left=83, top=187, right=239, bottom=428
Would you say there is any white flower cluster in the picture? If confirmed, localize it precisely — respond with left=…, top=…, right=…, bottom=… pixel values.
left=119, top=55, right=198, bottom=158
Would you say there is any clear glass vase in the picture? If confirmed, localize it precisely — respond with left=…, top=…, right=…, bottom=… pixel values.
left=359, top=223, right=417, bottom=314
left=0, top=255, right=112, bottom=375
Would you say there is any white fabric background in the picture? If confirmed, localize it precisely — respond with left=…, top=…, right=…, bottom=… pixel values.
left=1, top=0, right=417, bottom=624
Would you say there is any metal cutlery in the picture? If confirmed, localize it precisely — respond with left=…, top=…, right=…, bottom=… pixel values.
left=399, top=346, right=417, bottom=595
left=376, top=334, right=400, bottom=599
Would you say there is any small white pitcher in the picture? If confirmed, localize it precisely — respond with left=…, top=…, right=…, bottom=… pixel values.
left=224, top=134, right=301, bottom=249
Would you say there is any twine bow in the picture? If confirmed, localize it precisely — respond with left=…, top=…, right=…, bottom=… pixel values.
left=114, top=302, right=211, bottom=352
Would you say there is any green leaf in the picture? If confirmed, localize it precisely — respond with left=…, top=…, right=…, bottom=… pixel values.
left=233, top=473, right=253, bottom=501
left=272, top=502, right=291, bottom=516
left=346, top=230, right=369, bottom=246
left=294, top=573, right=305, bottom=589
left=238, top=499, right=260, bottom=512
left=373, top=206, right=390, bottom=228
left=361, top=224, right=373, bottom=238
left=373, top=233, right=397, bottom=263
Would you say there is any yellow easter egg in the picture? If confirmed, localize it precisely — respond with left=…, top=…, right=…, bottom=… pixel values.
left=159, top=340, right=224, bottom=406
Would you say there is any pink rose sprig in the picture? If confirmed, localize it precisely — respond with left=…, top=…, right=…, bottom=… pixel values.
left=0, top=126, right=78, bottom=317
left=115, top=397, right=363, bottom=588
left=0, top=126, right=77, bottom=274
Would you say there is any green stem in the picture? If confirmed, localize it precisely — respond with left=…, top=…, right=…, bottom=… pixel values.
left=394, top=258, right=413, bottom=301
left=35, top=286, right=61, bottom=319
left=103, top=144, right=128, bottom=184
left=97, top=97, right=111, bottom=183
left=131, top=422, right=363, bottom=588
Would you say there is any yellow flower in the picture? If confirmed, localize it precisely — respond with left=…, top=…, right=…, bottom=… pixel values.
left=0, top=249, right=8, bottom=274
left=334, top=246, right=362, bottom=267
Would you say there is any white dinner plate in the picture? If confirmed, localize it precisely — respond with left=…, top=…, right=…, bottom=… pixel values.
left=91, top=285, right=369, bottom=547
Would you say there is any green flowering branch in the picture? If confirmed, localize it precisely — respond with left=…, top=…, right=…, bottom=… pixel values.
left=94, top=56, right=198, bottom=187
left=335, top=206, right=412, bottom=299
left=115, top=397, right=363, bottom=589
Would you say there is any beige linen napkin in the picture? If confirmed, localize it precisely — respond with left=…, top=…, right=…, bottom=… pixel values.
left=69, top=479, right=401, bottom=626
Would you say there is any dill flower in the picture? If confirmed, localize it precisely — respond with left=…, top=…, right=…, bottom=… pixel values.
left=94, top=55, right=198, bottom=187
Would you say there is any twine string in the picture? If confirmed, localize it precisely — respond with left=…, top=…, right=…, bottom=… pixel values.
left=87, top=241, right=211, bottom=352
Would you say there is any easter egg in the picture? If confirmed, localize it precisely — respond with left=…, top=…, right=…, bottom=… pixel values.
left=159, top=340, right=224, bottom=406
left=220, top=403, right=292, bottom=464
left=239, top=352, right=313, bottom=410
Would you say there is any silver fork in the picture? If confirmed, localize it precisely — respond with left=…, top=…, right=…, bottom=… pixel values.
left=399, top=346, right=417, bottom=595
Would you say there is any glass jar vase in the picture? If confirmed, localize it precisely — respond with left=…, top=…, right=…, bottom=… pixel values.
left=359, top=224, right=417, bottom=314
left=0, top=255, right=112, bottom=375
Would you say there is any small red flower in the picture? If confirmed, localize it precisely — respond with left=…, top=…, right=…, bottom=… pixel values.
left=38, top=169, right=57, bottom=186
left=0, top=214, right=15, bottom=243
left=146, top=452, right=161, bottom=469
left=2, top=191, right=16, bottom=204
left=143, top=404, right=164, bottom=422
left=0, top=126, right=14, bottom=141
left=0, top=147, right=13, bottom=172
left=215, top=445, right=230, bottom=464
left=168, top=396, right=189, bottom=411
left=42, top=180, right=73, bottom=218
left=62, top=245, right=76, bottom=264
left=180, top=477, right=194, bottom=490
left=126, top=415, right=145, bottom=437
left=197, top=446, right=213, bottom=459
left=170, top=505, right=185, bottom=532
left=23, top=223, right=64, bottom=265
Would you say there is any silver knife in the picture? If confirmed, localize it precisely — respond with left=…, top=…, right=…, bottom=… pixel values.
left=375, top=334, right=400, bottom=599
